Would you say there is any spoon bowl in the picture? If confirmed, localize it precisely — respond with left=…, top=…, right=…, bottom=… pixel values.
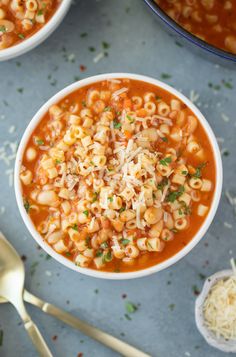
left=0, top=232, right=52, bottom=357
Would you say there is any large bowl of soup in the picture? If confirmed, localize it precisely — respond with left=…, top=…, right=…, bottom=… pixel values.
left=0, top=0, right=72, bottom=61
left=144, top=0, right=236, bottom=63
left=14, top=73, right=223, bottom=279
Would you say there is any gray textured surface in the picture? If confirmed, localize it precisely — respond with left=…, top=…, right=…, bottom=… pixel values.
left=0, top=1, right=236, bottom=356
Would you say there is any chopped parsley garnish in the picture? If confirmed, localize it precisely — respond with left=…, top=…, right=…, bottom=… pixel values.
left=82, top=100, right=86, bottom=107
left=222, top=80, right=233, bottom=89
left=157, top=177, right=168, bottom=191
left=80, top=32, right=88, bottom=38
left=0, top=26, right=6, bottom=33
left=0, top=330, right=3, bottom=346
left=36, top=139, right=44, bottom=145
left=119, top=207, right=126, bottom=213
left=194, top=162, right=207, bottom=178
left=100, top=241, right=109, bottom=249
left=125, top=301, right=138, bottom=314
left=88, top=46, right=96, bottom=52
left=166, top=186, right=185, bottom=203
left=160, top=157, right=172, bottom=166
left=108, top=197, right=113, bottom=202
left=102, top=251, right=112, bottom=263
left=65, top=252, right=72, bottom=257
left=37, top=9, right=43, bottom=15
left=83, top=210, right=89, bottom=217
left=161, top=73, right=172, bottom=80
left=170, top=228, right=178, bottom=233
left=96, top=250, right=103, bottom=257
left=181, top=170, right=188, bottom=176
left=113, top=121, right=121, bottom=129
left=127, top=115, right=135, bottom=123
left=55, top=159, right=61, bottom=164
left=85, top=236, right=91, bottom=248
left=120, top=238, right=130, bottom=246
left=24, top=200, right=30, bottom=213
left=71, top=224, right=78, bottom=231
left=161, top=137, right=168, bottom=143
left=18, top=33, right=25, bottom=39
left=169, top=303, right=175, bottom=311
left=92, top=192, right=98, bottom=202
left=104, top=106, right=112, bottom=112
left=30, top=261, right=39, bottom=276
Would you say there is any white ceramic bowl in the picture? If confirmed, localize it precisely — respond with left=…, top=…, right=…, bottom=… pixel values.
left=195, top=269, right=236, bottom=353
left=0, top=0, right=72, bottom=61
left=14, top=73, right=223, bottom=280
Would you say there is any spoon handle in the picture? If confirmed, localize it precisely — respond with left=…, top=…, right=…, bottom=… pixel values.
left=24, top=290, right=150, bottom=357
left=24, top=319, right=53, bottom=357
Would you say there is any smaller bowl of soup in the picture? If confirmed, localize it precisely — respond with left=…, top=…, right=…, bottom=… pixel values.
left=0, top=0, right=72, bottom=61
left=14, top=73, right=223, bottom=279
left=144, top=0, right=236, bottom=63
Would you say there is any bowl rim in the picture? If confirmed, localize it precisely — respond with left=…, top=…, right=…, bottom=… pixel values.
left=143, top=0, right=236, bottom=63
left=14, top=72, right=223, bottom=280
left=0, top=0, right=72, bottom=61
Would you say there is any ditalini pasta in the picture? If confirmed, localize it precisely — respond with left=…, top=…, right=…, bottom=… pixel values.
left=0, top=0, right=61, bottom=49
left=20, top=79, right=216, bottom=272
left=155, top=0, right=236, bottom=54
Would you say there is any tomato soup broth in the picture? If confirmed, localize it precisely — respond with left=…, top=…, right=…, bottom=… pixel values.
left=155, top=0, right=236, bottom=54
left=0, top=0, right=61, bottom=49
left=20, top=79, right=216, bottom=273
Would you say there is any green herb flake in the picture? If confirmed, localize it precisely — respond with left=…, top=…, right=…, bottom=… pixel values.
left=194, top=162, right=207, bottom=178
left=92, top=192, right=98, bottom=202
left=124, top=313, right=132, bottom=321
left=71, top=224, right=78, bottom=231
left=161, top=73, right=172, bottom=80
left=119, top=207, right=126, bottom=213
left=65, top=252, right=71, bottom=257
left=0, top=26, right=6, bottom=33
left=102, top=41, right=110, bottom=49
left=30, top=261, right=39, bottom=276
left=80, top=32, right=88, bottom=38
left=100, top=241, right=109, bottom=249
left=125, top=301, right=138, bottom=314
left=96, top=250, right=103, bottom=257
left=24, top=200, right=30, bottom=213
left=94, top=288, right=99, bottom=294
left=83, top=210, right=89, bottom=217
left=88, top=46, right=96, bottom=52
left=0, top=330, right=3, bottom=347
left=17, top=87, right=24, bottom=94
left=108, top=197, right=113, bottom=202
left=103, top=251, right=112, bottom=263
left=168, top=303, right=175, bottom=311
left=222, top=80, right=233, bottom=89
left=161, top=137, right=168, bottom=143
left=181, top=170, right=188, bottom=176
left=36, top=139, right=44, bottom=145
left=160, top=157, right=172, bottom=166
left=18, top=33, right=25, bottom=39
left=82, top=100, right=86, bottom=107
left=85, top=236, right=91, bottom=248
left=120, top=238, right=130, bottom=246
left=37, top=9, right=43, bottom=15
left=166, top=186, right=185, bottom=203
left=157, top=177, right=168, bottom=191
left=104, top=106, right=112, bottom=112
left=126, top=115, right=135, bottom=123
left=113, top=121, right=121, bottom=129
left=55, top=159, right=61, bottom=165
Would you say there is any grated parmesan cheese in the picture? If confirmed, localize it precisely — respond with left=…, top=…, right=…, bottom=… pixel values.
left=203, top=259, right=236, bottom=340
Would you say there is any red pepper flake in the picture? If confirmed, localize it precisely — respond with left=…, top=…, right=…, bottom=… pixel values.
left=52, top=335, right=58, bottom=341
left=77, top=353, right=83, bottom=357
left=80, top=65, right=86, bottom=72
left=122, top=294, right=127, bottom=299
left=21, top=255, right=27, bottom=261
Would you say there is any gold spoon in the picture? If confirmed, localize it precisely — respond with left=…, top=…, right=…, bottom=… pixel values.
left=0, top=232, right=151, bottom=357
left=0, top=232, right=53, bottom=357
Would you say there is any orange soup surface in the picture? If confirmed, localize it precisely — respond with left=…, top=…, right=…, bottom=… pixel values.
left=20, top=78, right=216, bottom=273
left=155, top=0, right=236, bottom=54
left=0, top=0, right=61, bottom=49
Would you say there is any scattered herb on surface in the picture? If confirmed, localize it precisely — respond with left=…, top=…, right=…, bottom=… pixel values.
left=119, top=207, right=125, bottom=213
left=168, top=303, right=175, bottom=311
left=94, top=289, right=99, bottom=294
left=0, top=330, right=3, bottom=347
left=161, top=73, right=172, bottom=80
left=0, top=26, right=6, bottom=33
left=192, top=284, right=200, bottom=296
left=17, top=87, right=24, bottom=93
left=113, top=121, right=121, bottom=129
left=18, top=33, right=25, bottom=39
left=72, top=224, right=78, bottom=231
left=103, top=251, right=112, bottom=263
left=160, top=157, right=172, bottom=166
left=30, top=261, right=39, bottom=276
left=125, top=302, right=138, bottom=314
left=83, top=210, right=89, bottom=217
left=108, top=197, right=113, bottom=202
left=194, top=162, right=207, bottom=178
left=166, top=186, right=185, bottom=203
left=120, top=238, right=130, bottom=246
left=161, top=137, right=168, bottom=143
left=102, top=41, right=110, bottom=49
left=36, top=139, right=44, bottom=145
left=157, top=177, right=168, bottom=191
left=80, top=32, right=87, bottom=38
left=24, top=200, right=30, bottom=213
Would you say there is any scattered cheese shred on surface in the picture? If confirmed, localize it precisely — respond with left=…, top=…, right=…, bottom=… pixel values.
left=203, top=260, right=236, bottom=340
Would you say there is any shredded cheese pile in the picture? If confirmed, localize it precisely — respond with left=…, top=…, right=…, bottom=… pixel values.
left=203, top=260, right=236, bottom=340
